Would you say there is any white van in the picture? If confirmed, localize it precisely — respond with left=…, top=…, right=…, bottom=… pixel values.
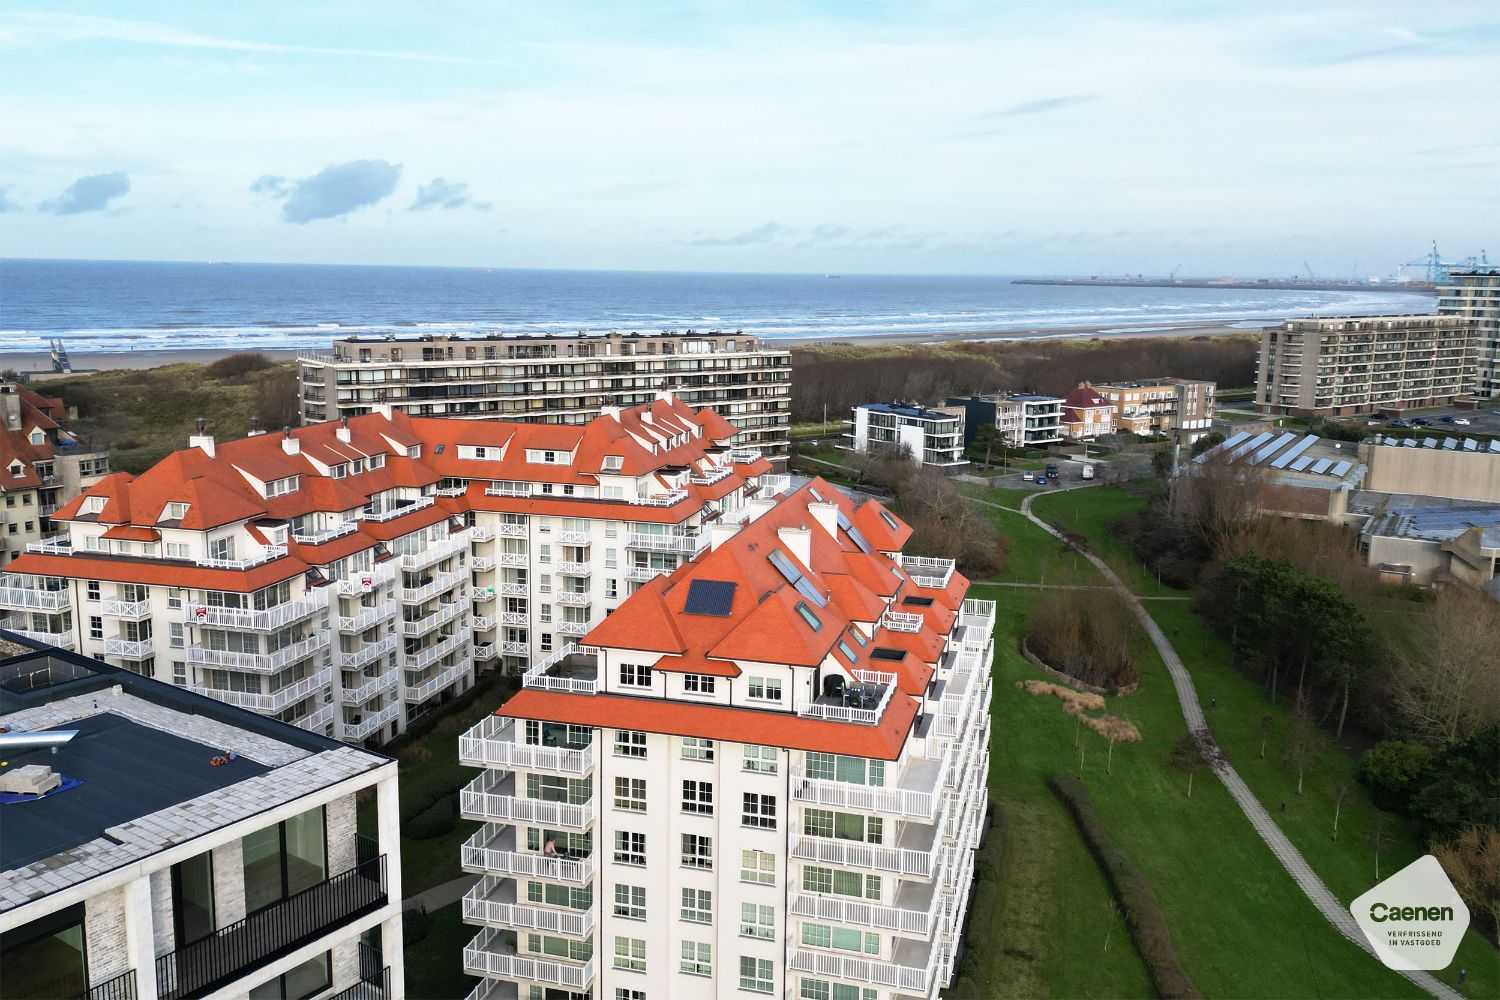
left=1080, top=463, right=1095, bottom=481
left=1022, top=471, right=1035, bottom=482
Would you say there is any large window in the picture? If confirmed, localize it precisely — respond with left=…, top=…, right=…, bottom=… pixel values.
left=242, top=806, right=328, bottom=913
left=804, top=752, right=884, bottom=786
left=172, top=851, right=216, bottom=946
left=248, top=952, right=330, bottom=1000
left=739, top=956, right=775, bottom=993
left=0, top=905, right=87, bottom=1000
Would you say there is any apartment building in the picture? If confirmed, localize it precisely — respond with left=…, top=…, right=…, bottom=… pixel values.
left=1088, top=377, right=1216, bottom=440
left=946, top=393, right=1063, bottom=450
left=298, top=331, right=793, bottom=462
left=0, top=644, right=402, bottom=1000
left=840, top=402, right=967, bottom=471
left=1255, top=315, right=1477, bottom=417
left=1438, top=269, right=1500, bottom=400
left=0, top=383, right=111, bottom=568
left=456, top=478, right=994, bottom=1000
left=0, top=394, right=785, bottom=744
left=1059, top=385, right=1117, bottom=441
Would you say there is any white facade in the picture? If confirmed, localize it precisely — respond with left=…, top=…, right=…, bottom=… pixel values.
left=1439, top=270, right=1500, bottom=400
left=840, top=404, right=967, bottom=469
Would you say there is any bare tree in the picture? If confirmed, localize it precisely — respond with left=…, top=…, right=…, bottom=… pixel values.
left=1432, top=826, right=1500, bottom=944
left=1173, top=450, right=1272, bottom=557
left=1167, top=728, right=1221, bottom=797
left=1257, top=715, right=1274, bottom=759
left=1281, top=697, right=1323, bottom=796
left=1387, top=586, right=1500, bottom=744
left=1330, top=779, right=1354, bottom=842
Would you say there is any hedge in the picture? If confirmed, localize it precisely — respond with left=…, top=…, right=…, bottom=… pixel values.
left=1049, top=774, right=1203, bottom=999
left=406, top=795, right=458, bottom=840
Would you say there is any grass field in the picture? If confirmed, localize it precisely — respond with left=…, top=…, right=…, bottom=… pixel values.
left=989, top=487, right=1497, bottom=997
left=404, top=903, right=478, bottom=1000
left=1030, top=486, right=1185, bottom=597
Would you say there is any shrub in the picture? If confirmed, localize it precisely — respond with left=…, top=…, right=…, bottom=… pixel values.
left=405, top=795, right=458, bottom=840
left=1048, top=774, right=1203, bottom=999
left=207, top=351, right=274, bottom=380
left=1359, top=740, right=1433, bottom=811
left=1025, top=586, right=1143, bottom=690
left=1407, top=726, right=1500, bottom=843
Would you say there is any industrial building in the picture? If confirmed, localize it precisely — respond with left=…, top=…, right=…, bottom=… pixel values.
left=0, top=643, right=403, bottom=1000
left=298, top=331, right=792, bottom=462
left=456, top=478, right=992, bottom=999
left=1254, top=314, right=1478, bottom=417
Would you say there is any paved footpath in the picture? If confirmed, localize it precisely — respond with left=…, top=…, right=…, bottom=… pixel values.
left=1018, top=487, right=1461, bottom=1000
left=403, top=875, right=478, bottom=912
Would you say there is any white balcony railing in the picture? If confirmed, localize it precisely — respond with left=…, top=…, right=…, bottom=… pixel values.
left=337, top=601, right=398, bottom=633
left=788, top=947, right=935, bottom=996
left=334, top=561, right=398, bottom=597
left=789, top=768, right=939, bottom=821
left=789, top=878, right=945, bottom=937
left=474, top=642, right=497, bottom=661
left=557, top=620, right=589, bottom=637
left=903, top=555, right=956, bottom=590
left=398, top=529, right=471, bottom=572
left=462, top=927, right=595, bottom=989
left=100, top=598, right=151, bottom=620
left=185, top=634, right=326, bottom=674
left=189, top=668, right=329, bottom=714
left=291, top=521, right=359, bottom=545
left=496, top=552, right=529, bottom=568
left=728, top=446, right=763, bottom=463
left=401, top=569, right=467, bottom=605
left=104, top=636, right=154, bottom=659
left=459, top=716, right=593, bottom=774
left=471, top=556, right=496, bottom=573
left=555, top=561, right=591, bottom=578
left=0, top=584, right=71, bottom=611
left=468, top=524, right=496, bottom=542
left=195, top=544, right=287, bottom=571
left=461, top=825, right=592, bottom=884
left=404, top=633, right=468, bottom=674
left=185, top=592, right=326, bottom=632
left=555, top=530, right=589, bottom=545
left=790, top=834, right=935, bottom=878
left=473, top=615, right=497, bottom=631
left=5, top=626, right=75, bottom=650
left=798, top=670, right=897, bottom=726
left=500, top=639, right=529, bottom=656
left=340, top=666, right=398, bottom=705
left=880, top=609, right=924, bottom=634
left=26, top=538, right=73, bottom=556
left=362, top=496, right=435, bottom=523
left=627, top=489, right=688, bottom=507
left=689, top=465, right=733, bottom=486
left=625, top=532, right=702, bottom=553
left=291, top=702, right=336, bottom=735
left=337, top=633, right=398, bottom=672
left=554, top=592, right=590, bottom=607
left=405, top=660, right=470, bottom=704
left=402, top=600, right=466, bottom=637
left=459, top=772, right=593, bottom=829
left=341, top=702, right=398, bottom=742
left=625, top=565, right=668, bottom=583
left=463, top=876, right=595, bottom=938
left=495, top=522, right=527, bottom=537
left=757, top=473, right=792, bottom=497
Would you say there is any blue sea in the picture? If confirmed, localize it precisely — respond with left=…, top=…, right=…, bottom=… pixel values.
left=0, top=258, right=1435, bottom=355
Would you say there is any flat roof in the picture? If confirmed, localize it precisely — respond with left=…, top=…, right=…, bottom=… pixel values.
left=858, top=402, right=958, bottom=420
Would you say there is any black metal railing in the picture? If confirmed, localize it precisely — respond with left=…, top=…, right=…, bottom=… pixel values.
left=327, top=962, right=390, bottom=1000
left=74, top=968, right=137, bottom=1000
left=155, top=854, right=387, bottom=1000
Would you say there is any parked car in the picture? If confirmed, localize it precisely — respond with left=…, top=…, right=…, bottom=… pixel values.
left=1080, top=463, right=1096, bottom=481
left=1453, top=417, right=1472, bottom=426
left=1388, top=418, right=1412, bottom=428
left=1022, top=470, right=1035, bottom=482
left=1411, top=418, right=1431, bottom=426
left=1367, top=420, right=1383, bottom=426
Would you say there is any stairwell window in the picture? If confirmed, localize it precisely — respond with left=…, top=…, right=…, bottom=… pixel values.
left=741, top=903, right=775, bottom=940
left=743, top=745, right=778, bottom=774
left=613, top=831, right=646, bottom=867
left=613, top=777, right=646, bottom=812
left=740, top=850, right=775, bottom=885
left=613, top=883, right=646, bottom=920
left=680, top=940, right=712, bottom=976
left=680, top=888, right=712, bottom=924
left=739, top=956, right=774, bottom=994
left=681, top=736, right=714, bottom=761
left=681, top=833, right=712, bottom=869
left=682, top=780, right=713, bottom=815
left=613, top=936, right=646, bottom=973
left=742, top=793, right=777, bottom=829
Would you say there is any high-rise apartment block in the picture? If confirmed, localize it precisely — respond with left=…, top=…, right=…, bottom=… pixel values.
left=0, top=394, right=787, bottom=744
left=456, top=478, right=993, bottom=1000
left=298, top=332, right=793, bottom=462
left=0, top=382, right=111, bottom=568
left=1255, top=315, right=1477, bottom=417
left=0, top=643, right=403, bottom=1000
left=1438, top=269, right=1500, bottom=400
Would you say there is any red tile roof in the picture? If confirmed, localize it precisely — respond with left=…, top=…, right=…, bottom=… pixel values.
left=497, top=688, right=919, bottom=760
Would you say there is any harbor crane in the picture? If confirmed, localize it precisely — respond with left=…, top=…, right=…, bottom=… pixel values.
left=1399, top=242, right=1492, bottom=283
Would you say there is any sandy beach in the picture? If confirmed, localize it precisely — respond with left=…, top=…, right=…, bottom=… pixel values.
left=0, top=320, right=1261, bottom=375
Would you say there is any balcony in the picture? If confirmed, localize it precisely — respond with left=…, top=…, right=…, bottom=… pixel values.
left=790, top=822, right=938, bottom=877
left=689, top=465, right=733, bottom=486
left=474, top=642, right=497, bottom=661
left=3, top=622, right=76, bottom=650
left=0, top=582, right=71, bottom=610
left=469, top=524, right=496, bottom=542
left=494, top=522, right=528, bottom=537
left=404, top=654, right=469, bottom=701
left=362, top=496, right=435, bottom=523
left=185, top=634, right=326, bottom=673
left=26, top=537, right=73, bottom=556
left=788, top=938, right=938, bottom=996
left=626, top=489, right=688, bottom=507
left=521, top=644, right=599, bottom=695
left=756, top=473, right=792, bottom=497
left=903, top=555, right=955, bottom=590
left=500, top=640, right=529, bottom=656
left=101, top=598, right=151, bottom=620
left=405, top=632, right=469, bottom=672
left=494, top=582, right=528, bottom=597
left=461, top=824, right=592, bottom=884
left=460, top=770, right=593, bottom=830
left=555, top=530, right=590, bottom=545
left=338, top=634, right=398, bottom=671
left=498, top=611, right=529, bottom=626
left=880, top=609, right=924, bottom=634
left=554, top=561, right=591, bottom=578
left=554, top=591, right=590, bottom=608
left=799, top=670, right=896, bottom=726
left=156, top=851, right=387, bottom=1000
left=337, top=601, right=398, bottom=633
left=292, top=522, right=359, bottom=545
left=399, top=530, right=471, bottom=572
left=463, top=876, right=595, bottom=938
left=556, top=620, right=589, bottom=637
left=334, top=562, right=398, bottom=597
left=77, top=969, right=137, bottom=1000
left=342, top=702, right=399, bottom=742
left=472, top=556, right=496, bottom=573
left=292, top=702, right=336, bottom=735
left=402, top=600, right=466, bottom=637
left=462, top=927, right=594, bottom=990
left=104, top=636, right=154, bottom=660
left=790, top=761, right=942, bottom=822
left=625, top=531, right=702, bottom=554
left=190, top=669, right=330, bottom=715
left=459, top=716, right=593, bottom=775
left=727, top=446, right=763, bottom=463
left=194, top=544, right=288, bottom=571
left=790, top=863, right=946, bottom=937
left=625, top=565, right=668, bottom=583
left=496, top=552, right=529, bottom=568
left=341, top=666, right=398, bottom=705
left=473, top=615, right=497, bottom=631
left=402, top=569, right=467, bottom=605
left=186, top=593, right=326, bottom=632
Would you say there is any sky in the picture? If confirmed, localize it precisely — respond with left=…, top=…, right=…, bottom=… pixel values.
left=1, top=1, right=1497, bottom=276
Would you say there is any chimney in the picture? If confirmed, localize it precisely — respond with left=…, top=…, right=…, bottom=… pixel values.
left=0, top=393, right=20, bottom=432
left=336, top=416, right=352, bottom=444
left=281, top=426, right=300, bottom=455
left=808, top=501, right=839, bottom=537
left=777, top=525, right=812, bottom=568
left=247, top=415, right=264, bottom=437
left=709, top=521, right=742, bottom=551
left=373, top=391, right=393, bottom=420
left=745, top=497, right=779, bottom=523
left=189, top=417, right=214, bottom=458
left=600, top=405, right=622, bottom=420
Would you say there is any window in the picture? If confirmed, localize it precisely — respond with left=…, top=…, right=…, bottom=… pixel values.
left=680, top=888, right=712, bottom=924
left=682, top=673, right=715, bottom=696
left=743, top=745, right=778, bottom=774
left=801, top=924, right=879, bottom=956
left=242, top=806, right=327, bottom=914
left=172, top=661, right=187, bottom=686
left=805, top=753, right=884, bottom=787
left=795, top=602, right=823, bottom=631
left=167, top=587, right=182, bottom=609
left=740, top=850, right=775, bottom=885
left=248, top=952, right=330, bottom=1000
left=739, top=956, right=775, bottom=993
left=618, top=662, right=652, bottom=688
left=682, top=780, right=713, bottom=815
left=169, top=623, right=184, bottom=648
left=613, top=831, right=646, bottom=867
left=747, top=676, right=781, bottom=702
left=613, top=883, right=646, bottom=920
left=805, top=809, right=883, bottom=844
left=680, top=940, right=712, bottom=976
left=741, top=902, right=775, bottom=940
left=614, top=730, right=647, bottom=757
left=681, top=737, right=714, bottom=761
left=164, top=501, right=191, bottom=521
left=87, top=616, right=103, bottom=640
left=613, top=936, right=646, bottom=973
left=86, top=580, right=100, bottom=601
left=616, top=991, right=645, bottom=1000
left=613, top=776, right=646, bottom=812
left=802, top=866, right=880, bottom=900
left=681, top=833, right=712, bottom=869
left=0, top=903, right=88, bottom=998
left=742, top=793, right=777, bottom=829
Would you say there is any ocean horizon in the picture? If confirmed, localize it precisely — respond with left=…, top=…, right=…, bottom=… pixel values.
left=0, top=257, right=1436, bottom=355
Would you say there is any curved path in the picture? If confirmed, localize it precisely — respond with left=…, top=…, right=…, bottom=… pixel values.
left=1018, top=486, right=1460, bottom=1000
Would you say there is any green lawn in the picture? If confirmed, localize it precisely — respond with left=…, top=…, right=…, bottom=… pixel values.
left=968, top=584, right=1426, bottom=998
left=1030, top=486, right=1185, bottom=597
left=955, top=482, right=1036, bottom=509
left=404, top=903, right=479, bottom=1000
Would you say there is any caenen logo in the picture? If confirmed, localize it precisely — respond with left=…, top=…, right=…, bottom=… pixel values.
left=1351, top=855, right=1469, bottom=971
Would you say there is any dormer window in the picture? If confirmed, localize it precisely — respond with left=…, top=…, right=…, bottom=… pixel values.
left=352, top=459, right=365, bottom=474
left=368, top=453, right=385, bottom=470
left=330, top=465, right=347, bottom=479
left=601, top=455, right=622, bottom=472
left=163, top=502, right=190, bottom=521
left=29, top=430, right=43, bottom=445
left=266, top=475, right=300, bottom=497
left=82, top=496, right=106, bottom=515
left=406, top=445, right=421, bottom=459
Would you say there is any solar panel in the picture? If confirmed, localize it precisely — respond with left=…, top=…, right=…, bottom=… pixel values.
left=1270, top=435, right=1318, bottom=470
left=1310, top=458, right=1333, bottom=475
left=808, top=487, right=825, bottom=502
left=1463, top=439, right=1478, bottom=451
left=1251, top=432, right=1298, bottom=465
left=1229, top=431, right=1274, bottom=462
left=1443, top=438, right=1458, bottom=450
left=1330, top=460, right=1353, bottom=477
left=837, top=511, right=872, bottom=553
left=1194, top=430, right=1251, bottom=464
left=1402, top=438, right=1417, bottom=448
left=1290, top=455, right=1315, bottom=472
left=683, top=579, right=736, bottom=616
left=794, top=576, right=829, bottom=608
left=768, top=549, right=801, bottom=584
left=1422, top=437, right=1439, bottom=449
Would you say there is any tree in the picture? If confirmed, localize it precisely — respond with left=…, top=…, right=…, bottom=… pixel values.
left=1360, top=741, right=1434, bottom=812
left=1431, top=825, right=1500, bottom=945
left=1387, top=586, right=1500, bottom=744
left=1257, top=715, right=1274, bottom=759
left=1281, top=697, right=1323, bottom=796
left=1167, top=728, right=1222, bottom=798
left=1331, top=779, right=1354, bottom=842
left=1364, top=812, right=1390, bottom=881
left=1172, top=450, right=1271, bottom=558
left=1190, top=431, right=1226, bottom=458
left=1407, top=726, right=1500, bottom=843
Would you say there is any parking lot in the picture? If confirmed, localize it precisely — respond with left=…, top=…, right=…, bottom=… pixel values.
left=1359, top=405, right=1500, bottom=437
left=965, top=457, right=1100, bottom=491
